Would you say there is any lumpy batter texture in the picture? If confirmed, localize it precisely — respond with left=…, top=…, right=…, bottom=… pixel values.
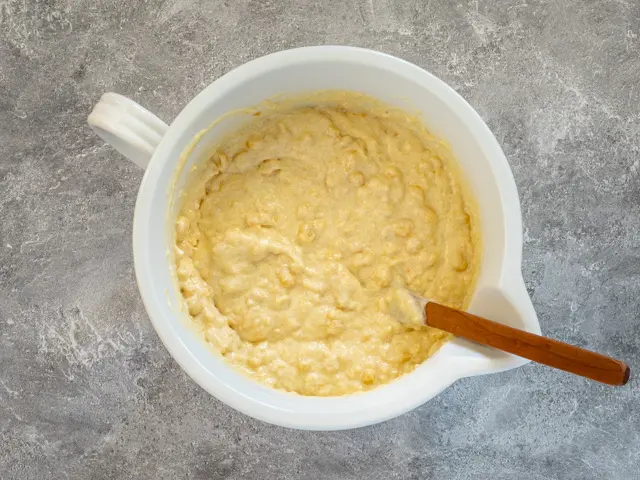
left=174, top=93, right=480, bottom=396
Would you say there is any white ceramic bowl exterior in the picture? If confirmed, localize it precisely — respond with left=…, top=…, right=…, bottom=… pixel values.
left=88, top=46, right=540, bottom=430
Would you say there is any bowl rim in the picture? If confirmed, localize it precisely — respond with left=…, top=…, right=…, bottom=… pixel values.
left=133, top=45, right=536, bottom=430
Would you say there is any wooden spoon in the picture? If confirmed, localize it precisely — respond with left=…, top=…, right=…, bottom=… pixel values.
left=412, top=297, right=630, bottom=386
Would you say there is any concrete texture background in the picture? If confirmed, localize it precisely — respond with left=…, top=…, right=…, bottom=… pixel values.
left=1, top=0, right=639, bottom=478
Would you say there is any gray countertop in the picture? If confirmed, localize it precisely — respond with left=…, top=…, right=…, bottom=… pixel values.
left=1, top=1, right=639, bottom=479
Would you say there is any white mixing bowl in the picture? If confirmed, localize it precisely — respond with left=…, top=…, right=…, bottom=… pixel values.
left=88, top=46, right=540, bottom=430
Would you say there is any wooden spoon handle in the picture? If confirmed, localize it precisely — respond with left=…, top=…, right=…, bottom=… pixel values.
left=425, top=302, right=630, bottom=386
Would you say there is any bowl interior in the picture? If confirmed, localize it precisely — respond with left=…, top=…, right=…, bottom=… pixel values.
left=135, top=47, right=532, bottom=429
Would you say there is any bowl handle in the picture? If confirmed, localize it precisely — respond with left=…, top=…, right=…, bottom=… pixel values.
left=87, top=93, right=169, bottom=169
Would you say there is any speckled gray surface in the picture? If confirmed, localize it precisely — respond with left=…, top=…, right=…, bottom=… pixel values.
left=1, top=0, right=639, bottom=478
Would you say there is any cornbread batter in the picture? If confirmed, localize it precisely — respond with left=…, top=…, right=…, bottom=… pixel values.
left=174, top=92, right=480, bottom=396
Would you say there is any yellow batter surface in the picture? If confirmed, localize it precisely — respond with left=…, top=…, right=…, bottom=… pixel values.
left=174, top=92, right=480, bottom=396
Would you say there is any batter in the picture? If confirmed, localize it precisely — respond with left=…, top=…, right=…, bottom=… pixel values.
left=174, top=92, right=480, bottom=396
